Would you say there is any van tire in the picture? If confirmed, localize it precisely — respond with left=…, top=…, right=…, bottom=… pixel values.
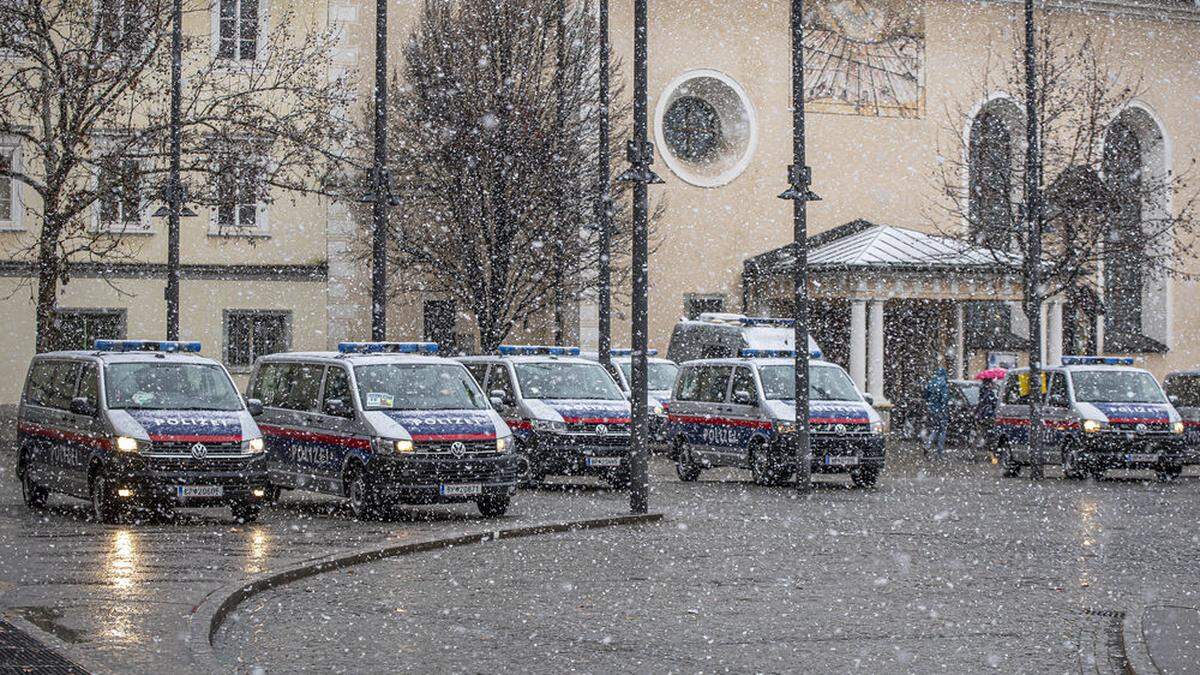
left=851, top=467, right=880, bottom=488
left=232, top=501, right=261, bottom=523
left=1061, top=443, right=1086, bottom=480
left=674, top=438, right=702, bottom=482
left=345, top=465, right=380, bottom=521
left=477, top=494, right=510, bottom=518
left=999, top=446, right=1021, bottom=478
left=749, top=441, right=787, bottom=486
left=19, top=453, right=48, bottom=510
left=90, top=469, right=120, bottom=524
left=1156, top=465, right=1183, bottom=482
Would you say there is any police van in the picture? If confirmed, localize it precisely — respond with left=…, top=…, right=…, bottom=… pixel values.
left=586, top=349, right=678, bottom=443
left=993, top=356, right=1187, bottom=480
left=458, top=346, right=632, bottom=488
left=248, top=342, right=518, bottom=519
left=666, top=349, right=885, bottom=487
left=16, top=340, right=268, bottom=523
left=1162, top=370, right=1200, bottom=466
left=667, top=313, right=822, bottom=363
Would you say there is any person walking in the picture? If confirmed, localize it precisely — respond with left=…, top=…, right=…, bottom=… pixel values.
left=974, top=378, right=1000, bottom=454
left=924, top=368, right=950, bottom=459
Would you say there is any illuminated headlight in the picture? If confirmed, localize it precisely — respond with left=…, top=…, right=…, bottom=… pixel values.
left=242, top=438, right=265, bottom=454
left=395, top=439, right=414, bottom=454
left=1082, top=419, right=1105, bottom=433
left=496, top=435, right=512, bottom=453
left=653, top=403, right=665, bottom=416
left=869, top=420, right=884, bottom=434
left=1173, top=421, right=1185, bottom=435
left=531, top=419, right=567, bottom=433
left=114, top=436, right=141, bottom=453
left=774, top=422, right=796, bottom=434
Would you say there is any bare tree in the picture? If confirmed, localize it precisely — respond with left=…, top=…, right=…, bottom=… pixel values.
left=934, top=23, right=1198, bottom=351
left=0, top=0, right=357, bottom=351
left=351, top=0, right=658, bottom=352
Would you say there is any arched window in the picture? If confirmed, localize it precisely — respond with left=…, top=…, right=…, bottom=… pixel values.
left=967, top=101, right=1020, bottom=250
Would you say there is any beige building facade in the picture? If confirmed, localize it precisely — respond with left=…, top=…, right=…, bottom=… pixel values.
left=0, top=0, right=1198, bottom=407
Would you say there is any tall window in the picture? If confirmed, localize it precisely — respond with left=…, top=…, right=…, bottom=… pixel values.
left=967, top=106, right=1015, bottom=250
left=97, top=156, right=144, bottom=232
left=1103, top=118, right=1146, bottom=340
left=225, top=310, right=289, bottom=370
left=214, top=153, right=265, bottom=232
left=218, top=0, right=260, bottom=61
left=97, top=0, right=146, bottom=52
left=51, top=309, right=126, bottom=351
left=0, top=144, right=15, bottom=225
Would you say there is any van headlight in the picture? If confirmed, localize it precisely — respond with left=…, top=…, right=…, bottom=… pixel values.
left=1082, top=419, right=1105, bottom=433
left=114, top=436, right=141, bottom=453
left=774, top=422, right=796, bottom=434
left=242, top=437, right=265, bottom=454
left=531, top=419, right=567, bottom=433
left=1173, top=421, right=1185, bottom=435
left=496, top=435, right=512, bottom=453
left=870, top=420, right=883, bottom=434
left=652, top=403, right=664, bottom=416
left=395, top=439, right=414, bottom=454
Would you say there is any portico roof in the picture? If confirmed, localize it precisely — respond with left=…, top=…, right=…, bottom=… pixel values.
left=744, top=219, right=1021, bottom=275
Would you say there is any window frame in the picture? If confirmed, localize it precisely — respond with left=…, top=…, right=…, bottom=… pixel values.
left=208, top=149, right=271, bottom=237
left=0, top=138, right=23, bottom=230
left=95, top=0, right=150, bottom=55
left=50, top=308, right=127, bottom=352
left=211, top=0, right=267, bottom=63
left=223, top=309, right=292, bottom=373
left=92, top=146, right=151, bottom=235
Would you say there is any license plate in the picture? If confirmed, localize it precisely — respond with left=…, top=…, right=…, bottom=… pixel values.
left=1126, top=453, right=1159, bottom=463
left=177, top=485, right=223, bottom=498
left=440, top=483, right=482, bottom=496
left=586, top=456, right=622, bottom=467
left=824, top=455, right=859, bottom=467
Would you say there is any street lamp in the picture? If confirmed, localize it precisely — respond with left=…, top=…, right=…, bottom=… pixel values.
left=617, top=0, right=662, bottom=515
left=370, top=0, right=391, bottom=342
left=778, top=0, right=820, bottom=495
left=1022, top=0, right=1045, bottom=479
left=596, top=0, right=613, bottom=370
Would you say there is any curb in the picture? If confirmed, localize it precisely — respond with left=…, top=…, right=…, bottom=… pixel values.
left=2, top=612, right=121, bottom=675
left=1122, top=604, right=1157, bottom=675
left=187, top=512, right=663, bottom=672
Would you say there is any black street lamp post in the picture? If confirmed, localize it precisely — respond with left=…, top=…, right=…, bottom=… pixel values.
left=596, top=0, right=612, bottom=370
left=157, top=0, right=195, bottom=340
left=370, top=0, right=390, bottom=342
left=779, top=0, right=819, bottom=494
left=618, top=0, right=661, bottom=515
left=1023, top=0, right=1045, bottom=479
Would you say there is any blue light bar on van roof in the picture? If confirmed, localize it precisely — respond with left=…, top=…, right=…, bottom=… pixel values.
left=94, top=340, right=201, bottom=353
left=740, top=348, right=823, bottom=359
left=1061, top=355, right=1135, bottom=366
left=338, top=342, right=440, bottom=354
left=737, top=316, right=795, bottom=327
left=609, top=348, right=659, bottom=357
left=497, top=345, right=581, bottom=356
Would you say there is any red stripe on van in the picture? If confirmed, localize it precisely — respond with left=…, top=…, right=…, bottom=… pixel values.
left=259, top=424, right=372, bottom=450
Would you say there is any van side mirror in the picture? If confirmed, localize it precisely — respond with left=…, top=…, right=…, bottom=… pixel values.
left=69, top=397, right=96, bottom=417
left=732, top=389, right=755, bottom=405
left=245, top=398, right=264, bottom=417
left=490, top=389, right=512, bottom=409
left=323, top=398, right=351, bottom=418
left=863, top=393, right=875, bottom=407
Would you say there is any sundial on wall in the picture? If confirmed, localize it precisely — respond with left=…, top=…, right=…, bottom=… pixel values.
left=803, top=0, right=925, bottom=117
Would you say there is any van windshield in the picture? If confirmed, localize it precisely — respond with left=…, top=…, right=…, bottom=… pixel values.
left=1072, top=370, right=1167, bottom=404
left=618, top=362, right=679, bottom=392
left=355, top=364, right=488, bottom=410
left=758, top=364, right=862, bottom=402
left=105, top=362, right=244, bottom=411
left=515, top=362, right=624, bottom=401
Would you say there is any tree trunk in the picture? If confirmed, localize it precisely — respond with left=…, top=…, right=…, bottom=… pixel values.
left=34, top=219, right=60, bottom=353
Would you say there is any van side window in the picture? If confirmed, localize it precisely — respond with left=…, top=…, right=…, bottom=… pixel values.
left=1003, top=373, right=1028, bottom=405
left=253, top=363, right=286, bottom=407
left=731, top=367, right=758, bottom=405
left=488, top=364, right=516, bottom=402
left=464, top=363, right=488, bottom=388
left=77, top=364, right=99, bottom=407
left=278, top=364, right=324, bottom=412
left=1047, top=373, right=1069, bottom=408
left=676, top=367, right=701, bottom=401
left=322, top=366, right=351, bottom=407
left=26, top=361, right=79, bottom=410
left=697, top=366, right=733, bottom=403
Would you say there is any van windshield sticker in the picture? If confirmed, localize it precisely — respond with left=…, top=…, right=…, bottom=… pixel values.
left=366, top=392, right=395, bottom=408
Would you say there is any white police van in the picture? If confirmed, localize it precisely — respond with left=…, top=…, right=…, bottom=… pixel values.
left=667, top=313, right=822, bottom=363
left=458, top=346, right=632, bottom=488
left=586, top=349, right=679, bottom=444
left=248, top=342, right=518, bottom=519
left=16, top=340, right=268, bottom=523
left=993, top=356, right=1187, bottom=480
left=667, top=349, right=885, bottom=487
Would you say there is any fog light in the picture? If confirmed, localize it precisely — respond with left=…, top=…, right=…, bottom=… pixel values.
left=252, top=487, right=266, bottom=498
left=117, top=488, right=133, bottom=498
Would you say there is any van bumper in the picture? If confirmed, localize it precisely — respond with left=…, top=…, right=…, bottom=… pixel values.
left=525, top=432, right=631, bottom=477
left=1076, top=434, right=1189, bottom=468
left=774, top=433, right=886, bottom=473
left=371, top=453, right=520, bottom=502
left=104, top=454, right=270, bottom=506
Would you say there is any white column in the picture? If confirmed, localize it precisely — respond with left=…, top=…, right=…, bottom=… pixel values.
left=849, top=300, right=867, bottom=391
left=953, top=303, right=965, bottom=379
left=1048, top=300, right=1064, bottom=365
left=1038, top=301, right=1049, bottom=365
left=868, top=300, right=886, bottom=402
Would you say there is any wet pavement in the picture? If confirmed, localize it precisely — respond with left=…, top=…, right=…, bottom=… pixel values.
left=0, top=449, right=635, bottom=673
left=215, top=447, right=1200, bottom=673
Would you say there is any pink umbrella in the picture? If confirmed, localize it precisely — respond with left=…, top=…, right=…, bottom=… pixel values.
left=975, top=367, right=1007, bottom=381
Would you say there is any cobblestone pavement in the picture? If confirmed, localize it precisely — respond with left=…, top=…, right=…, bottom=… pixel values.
left=215, top=447, right=1200, bottom=673
left=0, top=450, right=632, bottom=674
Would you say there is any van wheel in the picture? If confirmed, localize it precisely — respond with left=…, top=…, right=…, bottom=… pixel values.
left=232, top=501, right=261, bottom=523
left=477, top=494, right=510, bottom=518
left=675, top=439, right=702, bottom=482
left=1156, top=465, right=1183, bottom=482
left=20, top=456, right=48, bottom=510
left=515, top=444, right=544, bottom=488
left=90, top=471, right=120, bottom=524
left=266, top=485, right=283, bottom=504
left=1061, top=443, right=1086, bottom=480
left=851, top=467, right=880, bottom=488
left=345, top=466, right=380, bottom=520
left=749, top=442, right=787, bottom=486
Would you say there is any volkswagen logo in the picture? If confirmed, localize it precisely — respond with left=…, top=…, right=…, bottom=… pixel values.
left=190, top=443, right=208, bottom=460
left=595, top=424, right=608, bottom=436
left=835, top=424, right=847, bottom=434
left=1136, top=423, right=1147, bottom=434
left=450, top=441, right=467, bottom=458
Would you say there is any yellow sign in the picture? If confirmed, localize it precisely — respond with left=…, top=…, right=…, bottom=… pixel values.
left=1017, top=372, right=1047, bottom=397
